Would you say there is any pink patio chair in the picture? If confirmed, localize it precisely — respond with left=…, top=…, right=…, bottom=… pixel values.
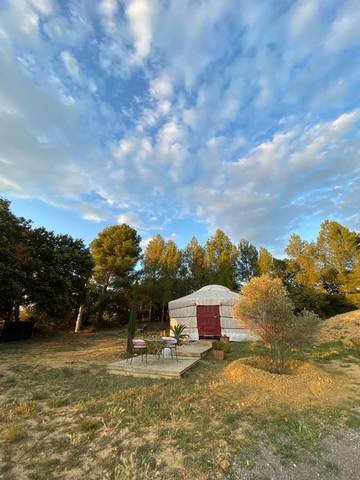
left=162, top=336, right=178, bottom=361
left=128, top=338, right=147, bottom=364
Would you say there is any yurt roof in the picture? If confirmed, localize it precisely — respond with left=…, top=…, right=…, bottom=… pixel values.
left=169, top=284, right=239, bottom=309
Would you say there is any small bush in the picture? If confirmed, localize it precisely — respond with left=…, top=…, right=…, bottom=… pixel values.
left=234, top=275, right=320, bottom=373
left=212, top=341, right=231, bottom=353
left=288, top=287, right=357, bottom=318
left=79, top=418, right=100, bottom=432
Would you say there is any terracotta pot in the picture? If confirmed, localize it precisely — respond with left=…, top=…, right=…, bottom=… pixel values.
left=213, top=349, right=225, bottom=360
left=220, top=335, right=230, bottom=343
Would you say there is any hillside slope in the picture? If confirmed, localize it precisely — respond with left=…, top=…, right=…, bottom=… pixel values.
left=316, top=309, right=360, bottom=345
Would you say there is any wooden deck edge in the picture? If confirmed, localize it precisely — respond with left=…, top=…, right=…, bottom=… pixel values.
left=107, top=358, right=200, bottom=379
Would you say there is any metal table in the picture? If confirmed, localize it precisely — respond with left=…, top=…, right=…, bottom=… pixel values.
left=144, top=337, right=166, bottom=359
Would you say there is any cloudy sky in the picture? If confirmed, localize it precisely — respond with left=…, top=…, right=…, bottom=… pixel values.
left=1, top=0, right=359, bottom=252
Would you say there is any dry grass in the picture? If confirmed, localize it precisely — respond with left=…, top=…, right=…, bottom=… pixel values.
left=315, top=309, right=360, bottom=345
left=211, top=358, right=338, bottom=410
left=0, top=319, right=359, bottom=480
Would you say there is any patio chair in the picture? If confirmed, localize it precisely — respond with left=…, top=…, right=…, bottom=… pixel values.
left=128, top=338, right=147, bottom=364
left=162, top=337, right=178, bottom=361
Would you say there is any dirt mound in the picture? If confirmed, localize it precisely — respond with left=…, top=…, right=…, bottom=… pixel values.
left=315, top=310, right=360, bottom=345
left=211, top=358, right=337, bottom=409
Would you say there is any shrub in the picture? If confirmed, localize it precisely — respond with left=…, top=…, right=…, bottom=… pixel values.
left=288, top=286, right=356, bottom=319
left=170, top=324, right=187, bottom=343
left=212, top=341, right=231, bottom=353
left=234, top=275, right=320, bottom=373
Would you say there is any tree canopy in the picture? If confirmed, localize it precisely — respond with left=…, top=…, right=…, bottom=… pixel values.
left=1, top=196, right=359, bottom=329
left=0, top=198, right=93, bottom=324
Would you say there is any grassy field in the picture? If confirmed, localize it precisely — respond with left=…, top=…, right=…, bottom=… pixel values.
left=0, top=313, right=360, bottom=480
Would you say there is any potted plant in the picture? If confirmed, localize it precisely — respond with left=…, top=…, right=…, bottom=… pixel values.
left=212, top=341, right=231, bottom=360
left=170, top=324, right=188, bottom=345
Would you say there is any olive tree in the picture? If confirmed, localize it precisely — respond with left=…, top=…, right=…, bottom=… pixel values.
left=234, top=275, right=319, bottom=373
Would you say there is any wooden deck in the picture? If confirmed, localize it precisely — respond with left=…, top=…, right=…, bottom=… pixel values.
left=108, top=355, right=200, bottom=379
left=176, top=340, right=212, bottom=358
left=107, top=341, right=212, bottom=379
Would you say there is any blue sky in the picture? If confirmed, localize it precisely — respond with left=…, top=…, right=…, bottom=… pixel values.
left=1, top=0, right=360, bottom=254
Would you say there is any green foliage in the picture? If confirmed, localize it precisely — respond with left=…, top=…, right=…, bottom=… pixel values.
left=286, top=234, right=320, bottom=289
left=0, top=198, right=93, bottom=323
left=142, top=234, right=183, bottom=322
left=170, top=323, right=187, bottom=342
left=27, top=228, right=93, bottom=317
left=237, top=239, right=259, bottom=283
left=288, top=286, right=355, bottom=318
left=317, top=220, right=360, bottom=293
left=183, top=237, right=208, bottom=290
left=91, top=224, right=141, bottom=324
left=0, top=198, right=31, bottom=320
left=91, top=224, right=141, bottom=290
left=212, top=340, right=231, bottom=353
left=235, top=275, right=320, bottom=373
left=205, top=229, right=238, bottom=288
left=258, top=247, right=275, bottom=276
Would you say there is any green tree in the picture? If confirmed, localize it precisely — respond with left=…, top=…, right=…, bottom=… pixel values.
left=27, top=228, right=93, bottom=319
left=183, top=236, right=207, bottom=290
left=141, top=234, right=166, bottom=321
left=160, top=239, right=183, bottom=322
left=234, top=275, right=319, bottom=373
left=91, top=224, right=141, bottom=323
left=0, top=198, right=93, bottom=325
left=142, top=235, right=183, bottom=323
left=258, top=247, right=274, bottom=276
left=0, top=198, right=31, bottom=320
left=205, top=229, right=238, bottom=288
left=317, top=220, right=360, bottom=293
left=285, top=234, right=320, bottom=289
left=237, top=239, right=259, bottom=283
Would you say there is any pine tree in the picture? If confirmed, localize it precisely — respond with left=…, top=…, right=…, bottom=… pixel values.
left=237, top=239, right=259, bottom=283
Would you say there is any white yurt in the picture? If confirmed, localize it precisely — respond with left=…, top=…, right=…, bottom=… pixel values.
left=168, top=284, right=253, bottom=341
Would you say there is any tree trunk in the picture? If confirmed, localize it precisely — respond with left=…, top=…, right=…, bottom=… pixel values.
left=103, top=272, right=110, bottom=293
left=13, top=303, right=20, bottom=321
left=96, top=272, right=110, bottom=325
left=75, top=304, right=84, bottom=333
left=148, top=302, right=152, bottom=322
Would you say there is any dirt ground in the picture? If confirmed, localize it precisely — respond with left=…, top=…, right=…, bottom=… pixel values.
left=0, top=315, right=359, bottom=480
left=212, top=359, right=340, bottom=410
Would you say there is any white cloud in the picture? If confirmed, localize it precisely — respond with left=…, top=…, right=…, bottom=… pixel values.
left=150, top=74, right=173, bottom=99
left=2, top=0, right=360, bottom=248
left=61, top=51, right=81, bottom=82
left=187, top=110, right=360, bottom=244
left=326, top=0, right=360, bottom=51
left=0, top=41, right=96, bottom=214
left=126, top=0, right=156, bottom=61
left=99, top=0, right=118, bottom=17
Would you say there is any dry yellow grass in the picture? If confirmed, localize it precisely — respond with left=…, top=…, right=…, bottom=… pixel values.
left=316, top=309, right=360, bottom=345
left=211, top=358, right=337, bottom=410
left=0, top=326, right=359, bottom=479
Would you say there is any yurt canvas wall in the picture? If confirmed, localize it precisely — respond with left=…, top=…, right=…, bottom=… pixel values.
left=168, top=285, right=253, bottom=341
